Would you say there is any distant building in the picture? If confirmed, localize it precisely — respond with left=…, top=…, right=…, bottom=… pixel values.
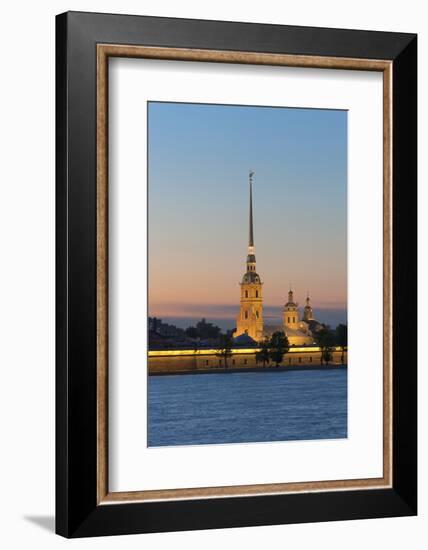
left=148, top=317, right=184, bottom=338
left=148, top=316, right=227, bottom=351
left=235, top=171, right=322, bottom=346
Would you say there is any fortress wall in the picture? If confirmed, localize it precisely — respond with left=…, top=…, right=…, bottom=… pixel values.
left=148, top=349, right=347, bottom=374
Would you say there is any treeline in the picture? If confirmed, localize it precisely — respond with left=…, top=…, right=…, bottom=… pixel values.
left=257, top=324, right=347, bottom=367
left=314, top=324, right=347, bottom=365
left=215, top=324, right=347, bottom=368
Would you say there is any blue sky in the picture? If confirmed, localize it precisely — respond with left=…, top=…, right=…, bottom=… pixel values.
left=148, top=101, right=347, bottom=329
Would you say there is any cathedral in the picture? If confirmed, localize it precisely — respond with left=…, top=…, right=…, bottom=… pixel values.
left=235, top=172, right=320, bottom=346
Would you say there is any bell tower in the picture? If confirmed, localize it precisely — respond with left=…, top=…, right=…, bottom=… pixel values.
left=283, top=288, right=300, bottom=330
left=236, top=171, right=264, bottom=341
left=303, top=293, right=314, bottom=322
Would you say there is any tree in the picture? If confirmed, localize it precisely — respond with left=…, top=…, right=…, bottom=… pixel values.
left=185, top=326, right=199, bottom=339
left=314, top=326, right=335, bottom=365
left=216, top=334, right=233, bottom=369
left=322, top=346, right=333, bottom=365
left=269, top=331, right=290, bottom=367
left=256, top=338, right=270, bottom=367
left=335, top=324, right=348, bottom=365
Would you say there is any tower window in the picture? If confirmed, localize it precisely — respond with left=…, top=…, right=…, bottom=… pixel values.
left=245, top=310, right=248, bottom=319
left=287, top=317, right=290, bottom=323
left=256, top=290, right=258, bottom=298
left=245, top=290, right=248, bottom=298
left=256, top=311, right=259, bottom=318
left=293, top=317, right=296, bottom=323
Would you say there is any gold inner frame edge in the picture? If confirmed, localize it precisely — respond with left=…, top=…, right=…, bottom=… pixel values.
left=96, top=44, right=393, bottom=504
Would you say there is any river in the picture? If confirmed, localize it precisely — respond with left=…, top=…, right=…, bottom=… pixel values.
left=148, top=368, right=347, bottom=446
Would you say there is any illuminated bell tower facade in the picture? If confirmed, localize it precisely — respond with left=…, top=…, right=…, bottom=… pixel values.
left=283, top=289, right=300, bottom=330
left=236, top=171, right=264, bottom=341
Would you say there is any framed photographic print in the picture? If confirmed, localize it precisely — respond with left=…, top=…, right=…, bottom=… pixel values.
left=56, top=11, right=417, bottom=537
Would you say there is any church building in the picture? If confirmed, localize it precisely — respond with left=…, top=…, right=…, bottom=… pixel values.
left=235, top=172, right=319, bottom=346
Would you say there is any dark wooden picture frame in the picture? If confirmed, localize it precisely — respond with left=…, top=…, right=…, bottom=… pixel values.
left=56, top=11, right=417, bottom=538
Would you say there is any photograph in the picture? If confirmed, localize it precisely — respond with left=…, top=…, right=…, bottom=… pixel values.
left=147, top=101, right=348, bottom=447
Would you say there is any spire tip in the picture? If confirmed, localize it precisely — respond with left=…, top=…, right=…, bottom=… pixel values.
left=248, top=171, right=254, bottom=248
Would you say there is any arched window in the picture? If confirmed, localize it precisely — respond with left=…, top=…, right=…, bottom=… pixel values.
left=245, top=290, right=248, bottom=298
left=245, top=310, right=248, bottom=319
left=255, top=290, right=258, bottom=298
left=287, top=317, right=290, bottom=323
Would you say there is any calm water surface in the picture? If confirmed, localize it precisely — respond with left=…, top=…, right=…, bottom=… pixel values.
left=148, top=369, right=347, bottom=447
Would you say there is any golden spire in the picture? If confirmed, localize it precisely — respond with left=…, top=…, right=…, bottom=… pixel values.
left=249, top=170, right=255, bottom=249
